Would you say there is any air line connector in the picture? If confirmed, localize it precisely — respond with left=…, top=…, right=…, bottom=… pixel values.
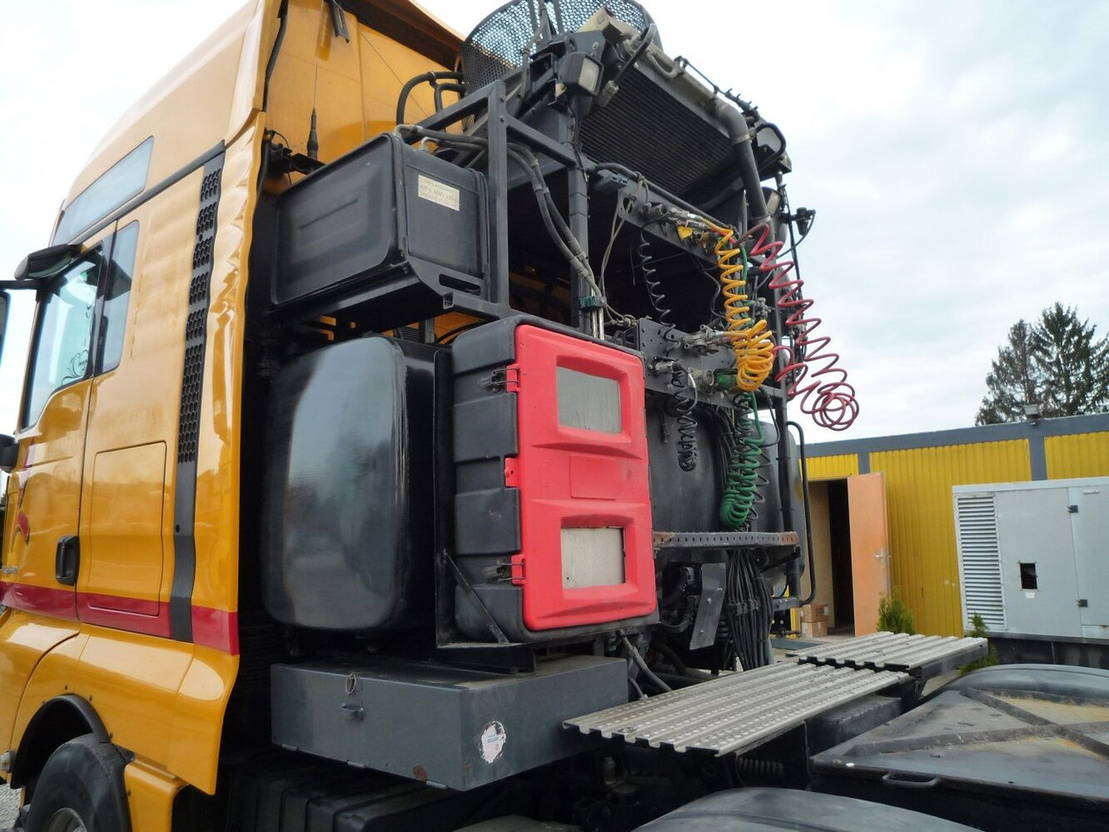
left=649, top=358, right=677, bottom=376
left=578, top=295, right=605, bottom=310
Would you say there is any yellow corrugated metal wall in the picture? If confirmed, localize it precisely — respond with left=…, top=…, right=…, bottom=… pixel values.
left=805, top=454, right=858, bottom=479
left=869, top=441, right=1030, bottom=636
left=1045, top=432, right=1109, bottom=479
left=806, top=425, right=1109, bottom=637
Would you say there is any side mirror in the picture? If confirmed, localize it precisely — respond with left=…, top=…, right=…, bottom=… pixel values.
left=12, top=244, right=83, bottom=283
left=0, top=434, right=16, bottom=474
left=0, top=291, right=7, bottom=365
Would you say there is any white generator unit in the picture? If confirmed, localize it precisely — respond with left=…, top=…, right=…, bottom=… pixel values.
left=953, top=477, right=1109, bottom=642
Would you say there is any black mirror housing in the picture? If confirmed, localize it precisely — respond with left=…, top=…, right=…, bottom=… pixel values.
left=0, top=434, right=16, bottom=474
left=0, top=291, right=7, bottom=365
left=13, top=244, right=83, bottom=282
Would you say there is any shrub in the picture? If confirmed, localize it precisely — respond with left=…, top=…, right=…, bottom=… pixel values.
left=877, top=595, right=915, bottom=634
left=960, top=613, right=1000, bottom=674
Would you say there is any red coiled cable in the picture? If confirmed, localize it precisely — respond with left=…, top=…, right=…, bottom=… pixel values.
left=742, top=223, right=859, bottom=431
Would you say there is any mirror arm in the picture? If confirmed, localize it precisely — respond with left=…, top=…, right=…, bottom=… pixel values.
left=0, top=280, right=42, bottom=290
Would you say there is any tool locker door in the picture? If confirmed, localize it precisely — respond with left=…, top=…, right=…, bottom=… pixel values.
left=1069, top=483, right=1109, bottom=637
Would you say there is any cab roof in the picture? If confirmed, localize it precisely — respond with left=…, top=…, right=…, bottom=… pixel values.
left=64, top=0, right=462, bottom=208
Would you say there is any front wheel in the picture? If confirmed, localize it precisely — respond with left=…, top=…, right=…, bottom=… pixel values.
left=25, top=735, right=130, bottom=832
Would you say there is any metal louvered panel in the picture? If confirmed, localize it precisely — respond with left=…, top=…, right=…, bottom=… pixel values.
left=954, top=493, right=1005, bottom=630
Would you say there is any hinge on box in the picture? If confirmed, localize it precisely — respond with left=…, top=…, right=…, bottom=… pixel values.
left=510, top=556, right=526, bottom=585
left=1068, top=504, right=1079, bottom=513
left=483, top=366, right=521, bottom=392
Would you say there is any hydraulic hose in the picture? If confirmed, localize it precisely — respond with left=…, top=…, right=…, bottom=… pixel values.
left=395, top=71, right=464, bottom=125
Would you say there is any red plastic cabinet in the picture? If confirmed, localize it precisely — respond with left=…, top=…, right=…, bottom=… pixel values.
left=508, top=325, right=656, bottom=630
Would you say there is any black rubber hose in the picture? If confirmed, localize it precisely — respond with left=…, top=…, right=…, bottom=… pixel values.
left=261, top=0, right=289, bottom=111
left=712, top=99, right=769, bottom=230
left=395, top=71, right=464, bottom=125
left=621, top=635, right=672, bottom=693
left=788, top=419, right=818, bottom=606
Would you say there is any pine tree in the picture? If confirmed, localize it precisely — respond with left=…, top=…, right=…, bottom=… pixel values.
left=1032, top=303, right=1109, bottom=418
left=976, top=320, right=1038, bottom=425
left=977, top=304, right=1109, bottom=425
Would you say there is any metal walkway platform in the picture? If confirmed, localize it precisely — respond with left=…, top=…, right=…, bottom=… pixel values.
left=786, top=632, right=987, bottom=677
left=564, top=661, right=908, bottom=757
left=565, top=633, right=988, bottom=758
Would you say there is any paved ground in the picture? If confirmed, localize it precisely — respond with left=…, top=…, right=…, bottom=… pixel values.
left=0, top=786, right=18, bottom=827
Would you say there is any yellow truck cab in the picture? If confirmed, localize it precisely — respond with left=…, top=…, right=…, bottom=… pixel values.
left=0, top=2, right=1030, bottom=832
left=0, top=2, right=462, bottom=828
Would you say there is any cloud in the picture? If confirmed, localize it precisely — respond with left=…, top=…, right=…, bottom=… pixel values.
left=1, top=0, right=1107, bottom=445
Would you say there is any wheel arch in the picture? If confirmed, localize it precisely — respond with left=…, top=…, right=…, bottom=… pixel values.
left=11, top=694, right=112, bottom=790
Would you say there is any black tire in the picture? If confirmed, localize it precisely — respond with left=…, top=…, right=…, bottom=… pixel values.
left=25, top=735, right=130, bottom=832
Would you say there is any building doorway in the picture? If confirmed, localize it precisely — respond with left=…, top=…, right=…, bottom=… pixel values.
left=805, top=473, right=891, bottom=636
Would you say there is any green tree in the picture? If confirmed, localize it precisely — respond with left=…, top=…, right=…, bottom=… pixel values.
left=977, top=303, right=1109, bottom=425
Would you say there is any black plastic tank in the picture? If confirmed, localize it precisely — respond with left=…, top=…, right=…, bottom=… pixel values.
left=261, top=336, right=439, bottom=630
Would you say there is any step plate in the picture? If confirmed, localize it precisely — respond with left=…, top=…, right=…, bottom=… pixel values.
left=787, top=632, right=987, bottom=677
left=564, top=662, right=908, bottom=757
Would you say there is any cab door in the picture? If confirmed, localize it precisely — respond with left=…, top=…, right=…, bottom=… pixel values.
left=2, top=229, right=113, bottom=619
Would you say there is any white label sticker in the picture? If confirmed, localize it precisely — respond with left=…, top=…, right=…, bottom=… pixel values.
left=417, top=174, right=460, bottom=211
left=479, top=720, right=507, bottom=764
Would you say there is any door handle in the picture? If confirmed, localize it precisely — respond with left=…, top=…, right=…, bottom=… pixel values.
left=55, top=536, right=79, bottom=586
left=881, top=771, right=940, bottom=790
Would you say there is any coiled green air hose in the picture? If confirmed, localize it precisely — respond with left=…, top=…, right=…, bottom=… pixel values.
left=719, top=392, right=763, bottom=530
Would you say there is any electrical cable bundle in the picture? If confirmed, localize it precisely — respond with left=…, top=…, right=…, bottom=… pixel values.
left=742, top=222, right=859, bottom=431
left=701, top=225, right=775, bottom=392
left=721, top=550, right=772, bottom=670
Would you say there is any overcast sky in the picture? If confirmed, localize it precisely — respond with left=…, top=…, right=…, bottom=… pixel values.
left=1, top=0, right=1107, bottom=443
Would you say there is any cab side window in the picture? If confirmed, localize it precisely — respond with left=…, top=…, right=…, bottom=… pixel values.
left=22, top=256, right=101, bottom=427
left=98, top=222, right=138, bottom=372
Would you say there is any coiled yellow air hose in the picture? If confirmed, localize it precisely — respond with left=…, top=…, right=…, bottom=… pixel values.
left=709, top=226, right=775, bottom=391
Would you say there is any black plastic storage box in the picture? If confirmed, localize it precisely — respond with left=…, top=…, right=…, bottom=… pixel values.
left=261, top=336, right=439, bottom=630
left=268, top=132, right=492, bottom=329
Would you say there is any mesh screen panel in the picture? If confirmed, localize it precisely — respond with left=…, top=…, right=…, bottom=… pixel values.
left=462, top=0, right=653, bottom=90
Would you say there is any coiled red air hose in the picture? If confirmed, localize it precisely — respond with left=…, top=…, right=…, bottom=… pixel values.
left=742, top=223, right=859, bottom=431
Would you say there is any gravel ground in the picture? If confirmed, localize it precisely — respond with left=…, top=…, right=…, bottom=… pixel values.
left=0, top=785, right=19, bottom=828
